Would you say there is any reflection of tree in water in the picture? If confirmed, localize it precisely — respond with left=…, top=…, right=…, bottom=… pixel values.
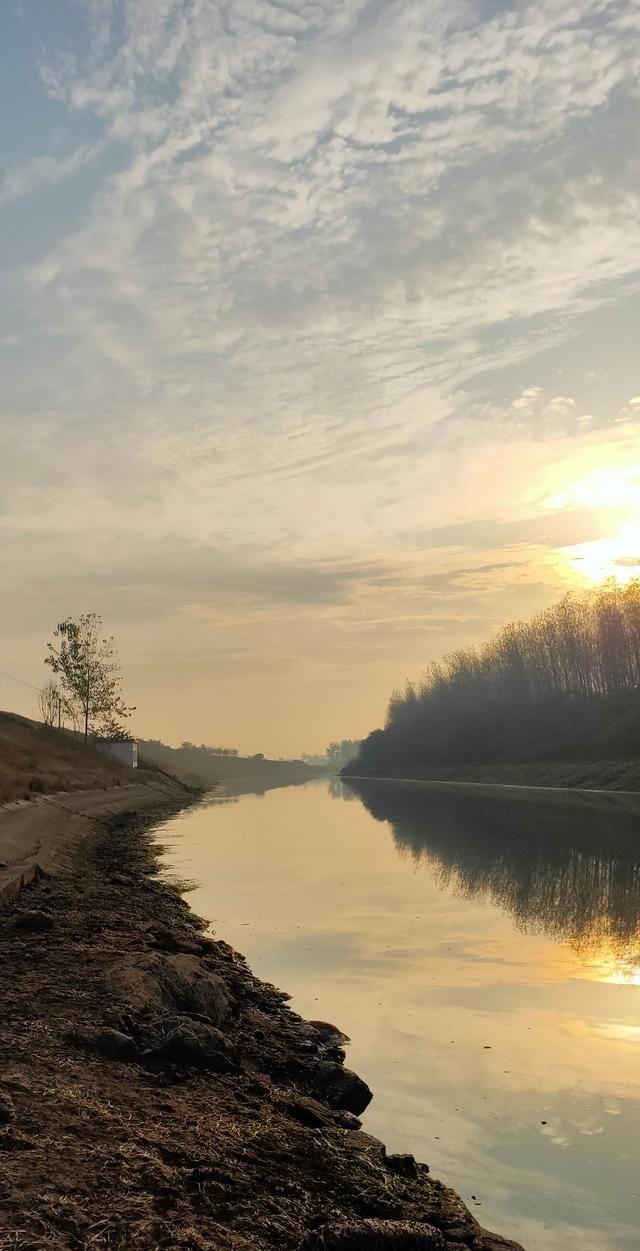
left=327, top=776, right=359, bottom=801
left=346, top=780, right=640, bottom=953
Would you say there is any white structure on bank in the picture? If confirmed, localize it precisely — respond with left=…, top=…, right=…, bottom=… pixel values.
left=97, top=739, right=138, bottom=768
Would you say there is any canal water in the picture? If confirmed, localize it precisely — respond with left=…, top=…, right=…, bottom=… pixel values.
left=155, top=776, right=640, bottom=1251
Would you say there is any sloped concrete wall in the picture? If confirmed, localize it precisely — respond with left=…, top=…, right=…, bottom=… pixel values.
left=0, top=777, right=192, bottom=908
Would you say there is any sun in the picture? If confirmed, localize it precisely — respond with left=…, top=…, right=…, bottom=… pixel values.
left=564, top=518, right=640, bottom=585
left=543, top=464, right=640, bottom=586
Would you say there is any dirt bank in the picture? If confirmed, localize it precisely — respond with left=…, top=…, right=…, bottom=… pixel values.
left=0, top=804, right=523, bottom=1251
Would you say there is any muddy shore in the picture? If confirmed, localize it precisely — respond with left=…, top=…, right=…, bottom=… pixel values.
left=0, top=798, right=523, bottom=1251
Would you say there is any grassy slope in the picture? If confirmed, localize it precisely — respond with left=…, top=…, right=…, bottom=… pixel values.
left=0, top=711, right=129, bottom=804
left=345, top=758, right=640, bottom=792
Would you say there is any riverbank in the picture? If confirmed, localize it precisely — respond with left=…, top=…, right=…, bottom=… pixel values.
left=0, top=799, right=522, bottom=1251
left=0, top=770, right=195, bottom=906
left=139, top=738, right=326, bottom=795
left=343, top=758, right=640, bottom=792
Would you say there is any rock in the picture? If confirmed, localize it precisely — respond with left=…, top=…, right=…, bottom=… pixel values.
left=13, top=910, right=54, bottom=932
left=301, top=1219, right=447, bottom=1249
left=310, top=1060, right=372, bottom=1116
left=323, top=1045, right=347, bottom=1064
left=149, top=1016, right=236, bottom=1070
left=0, top=1093, right=16, bottom=1125
left=108, top=952, right=230, bottom=1026
left=332, top=1115, right=362, bottom=1135
left=148, top=926, right=203, bottom=955
left=282, top=1093, right=339, bottom=1129
left=334, top=1110, right=362, bottom=1130
left=309, top=1020, right=351, bottom=1045
left=77, top=1028, right=139, bottom=1062
left=342, top=1130, right=386, bottom=1159
left=386, top=1154, right=420, bottom=1178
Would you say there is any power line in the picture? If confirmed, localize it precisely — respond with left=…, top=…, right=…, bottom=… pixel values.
left=0, top=667, right=42, bottom=692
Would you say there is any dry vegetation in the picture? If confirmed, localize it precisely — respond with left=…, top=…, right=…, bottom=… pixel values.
left=0, top=712, right=128, bottom=804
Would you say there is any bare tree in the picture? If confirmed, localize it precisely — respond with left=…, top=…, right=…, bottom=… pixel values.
left=38, top=680, right=61, bottom=728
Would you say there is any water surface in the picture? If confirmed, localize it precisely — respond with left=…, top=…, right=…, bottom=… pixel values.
left=156, top=777, right=640, bottom=1251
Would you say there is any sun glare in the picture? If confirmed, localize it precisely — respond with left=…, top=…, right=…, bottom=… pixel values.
left=584, top=949, right=640, bottom=987
left=544, top=465, right=640, bottom=513
left=563, top=518, right=640, bottom=585
left=543, top=464, right=640, bottom=585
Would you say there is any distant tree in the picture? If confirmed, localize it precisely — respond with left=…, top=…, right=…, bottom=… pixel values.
left=45, top=613, right=135, bottom=743
left=351, top=578, right=640, bottom=775
left=179, top=742, right=239, bottom=758
left=326, top=739, right=362, bottom=770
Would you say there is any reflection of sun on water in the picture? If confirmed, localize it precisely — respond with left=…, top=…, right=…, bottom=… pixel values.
left=581, top=944, right=640, bottom=986
left=605, top=967, right=640, bottom=987
left=544, top=465, right=640, bottom=585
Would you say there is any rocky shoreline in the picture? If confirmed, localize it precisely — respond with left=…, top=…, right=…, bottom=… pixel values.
left=0, top=799, right=524, bottom=1251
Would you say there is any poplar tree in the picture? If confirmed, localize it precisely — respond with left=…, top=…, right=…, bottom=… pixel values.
left=45, top=613, right=134, bottom=742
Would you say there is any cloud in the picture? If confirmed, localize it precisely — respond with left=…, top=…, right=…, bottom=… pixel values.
left=408, top=508, right=627, bottom=555
left=7, top=0, right=640, bottom=445
left=0, top=142, right=105, bottom=205
left=3, top=0, right=640, bottom=748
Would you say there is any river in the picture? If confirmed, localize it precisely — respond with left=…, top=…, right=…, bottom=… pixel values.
left=154, top=776, right=640, bottom=1251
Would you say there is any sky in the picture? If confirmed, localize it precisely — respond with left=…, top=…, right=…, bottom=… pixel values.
left=1, top=0, right=639, bottom=756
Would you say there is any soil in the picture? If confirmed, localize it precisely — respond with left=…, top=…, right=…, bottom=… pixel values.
left=0, top=803, right=524, bottom=1251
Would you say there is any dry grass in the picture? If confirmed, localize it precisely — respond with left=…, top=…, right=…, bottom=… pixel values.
left=0, top=711, right=128, bottom=804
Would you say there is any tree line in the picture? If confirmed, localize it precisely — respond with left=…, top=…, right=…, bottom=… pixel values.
left=349, top=580, right=640, bottom=773
left=178, top=742, right=241, bottom=758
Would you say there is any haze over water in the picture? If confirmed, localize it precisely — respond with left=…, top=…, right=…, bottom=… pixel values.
left=158, top=779, right=640, bottom=1251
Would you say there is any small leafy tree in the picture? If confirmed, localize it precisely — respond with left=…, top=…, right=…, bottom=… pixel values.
left=44, top=613, right=135, bottom=742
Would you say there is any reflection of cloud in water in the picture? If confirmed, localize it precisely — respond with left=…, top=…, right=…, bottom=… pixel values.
left=347, top=781, right=640, bottom=954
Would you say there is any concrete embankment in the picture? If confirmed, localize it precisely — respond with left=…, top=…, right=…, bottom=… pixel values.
left=0, top=770, right=192, bottom=907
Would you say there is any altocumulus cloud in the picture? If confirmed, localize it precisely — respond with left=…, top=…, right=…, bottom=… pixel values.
left=5, top=0, right=640, bottom=438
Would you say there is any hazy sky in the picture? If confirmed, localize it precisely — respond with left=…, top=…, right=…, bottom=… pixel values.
left=1, top=0, right=639, bottom=754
